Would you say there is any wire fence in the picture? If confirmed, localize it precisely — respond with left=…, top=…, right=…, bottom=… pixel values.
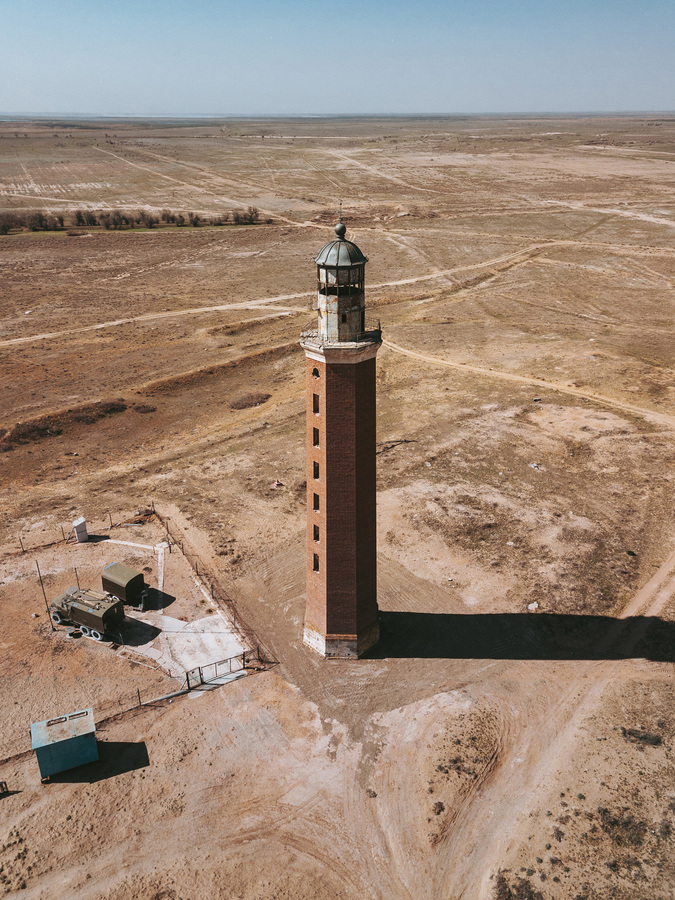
left=153, top=507, right=269, bottom=661
left=0, top=647, right=268, bottom=767
left=2, top=502, right=276, bottom=767
left=16, top=505, right=156, bottom=554
left=18, top=501, right=273, bottom=665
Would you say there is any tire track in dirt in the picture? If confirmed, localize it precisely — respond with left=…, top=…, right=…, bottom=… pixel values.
left=0, top=243, right=542, bottom=348
left=442, top=547, right=675, bottom=899
left=0, top=303, right=308, bottom=349
left=542, top=199, right=675, bottom=232
left=92, top=146, right=304, bottom=227
left=2, top=235, right=664, bottom=349
left=1, top=192, right=98, bottom=206
left=327, top=150, right=444, bottom=194
left=383, top=339, right=675, bottom=430
left=492, top=290, right=670, bottom=334
left=130, top=146, right=271, bottom=196
left=96, top=236, right=226, bottom=283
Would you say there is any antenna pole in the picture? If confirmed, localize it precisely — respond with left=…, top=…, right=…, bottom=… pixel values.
left=36, top=560, right=55, bottom=631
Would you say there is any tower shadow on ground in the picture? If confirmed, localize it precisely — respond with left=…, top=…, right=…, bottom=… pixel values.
left=369, top=612, right=675, bottom=662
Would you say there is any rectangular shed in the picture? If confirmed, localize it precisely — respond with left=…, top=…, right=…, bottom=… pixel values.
left=102, top=562, right=148, bottom=609
left=31, top=708, right=98, bottom=781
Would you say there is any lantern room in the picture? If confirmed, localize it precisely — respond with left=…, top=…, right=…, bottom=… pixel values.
left=313, top=223, right=368, bottom=342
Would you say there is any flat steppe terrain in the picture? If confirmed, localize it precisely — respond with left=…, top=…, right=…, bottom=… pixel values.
left=0, top=115, right=674, bottom=899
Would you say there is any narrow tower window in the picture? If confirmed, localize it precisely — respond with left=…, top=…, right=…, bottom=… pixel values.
left=313, top=553, right=320, bottom=572
left=313, top=461, right=319, bottom=480
left=313, top=493, right=320, bottom=511
left=313, top=393, right=320, bottom=414
left=312, top=367, right=320, bottom=379
left=313, top=524, right=320, bottom=542
left=312, top=427, right=319, bottom=447
left=341, top=313, right=347, bottom=323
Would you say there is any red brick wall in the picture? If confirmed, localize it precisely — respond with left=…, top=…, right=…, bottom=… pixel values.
left=304, top=354, right=378, bottom=639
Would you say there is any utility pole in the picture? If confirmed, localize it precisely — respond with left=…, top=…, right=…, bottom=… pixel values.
left=36, top=561, right=54, bottom=631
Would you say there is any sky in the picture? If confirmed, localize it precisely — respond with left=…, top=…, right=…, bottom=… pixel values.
left=0, top=0, right=673, bottom=116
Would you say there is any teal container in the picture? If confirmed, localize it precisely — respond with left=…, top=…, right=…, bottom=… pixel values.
left=31, top=708, right=98, bottom=780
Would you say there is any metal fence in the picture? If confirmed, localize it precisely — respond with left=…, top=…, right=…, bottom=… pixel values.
left=0, top=648, right=269, bottom=767
left=184, top=648, right=264, bottom=690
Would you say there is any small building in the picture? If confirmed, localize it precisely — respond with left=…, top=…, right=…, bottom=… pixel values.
left=73, top=516, right=88, bottom=543
left=31, top=708, right=98, bottom=782
left=102, top=562, right=148, bottom=609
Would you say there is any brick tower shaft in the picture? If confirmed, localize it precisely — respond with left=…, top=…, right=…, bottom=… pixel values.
left=300, top=223, right=381, bottom=658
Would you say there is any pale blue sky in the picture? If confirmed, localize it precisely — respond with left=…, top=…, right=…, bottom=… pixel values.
left=0, top=0, right=673, bottom=115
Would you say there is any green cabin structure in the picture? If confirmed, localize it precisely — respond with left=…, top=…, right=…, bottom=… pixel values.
left=102, top=562, right=148, bottom=610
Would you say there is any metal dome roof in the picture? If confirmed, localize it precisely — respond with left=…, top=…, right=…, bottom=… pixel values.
left=314, top=223, right=368, bottom=267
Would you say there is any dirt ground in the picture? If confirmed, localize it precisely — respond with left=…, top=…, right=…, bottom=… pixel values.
left=0, top=115, right=674, bottom=899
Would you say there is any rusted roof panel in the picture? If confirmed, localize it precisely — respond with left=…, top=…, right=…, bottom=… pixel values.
left=31, top=708, right=96, bottom=749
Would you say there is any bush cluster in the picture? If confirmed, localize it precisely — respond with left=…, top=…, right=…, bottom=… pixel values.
left=0, top=211, right=64, bottom=234
left=0, top=206, right=262, bottom=234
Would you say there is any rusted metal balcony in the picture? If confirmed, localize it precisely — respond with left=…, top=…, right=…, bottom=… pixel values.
left=300, top=319, right=382, bottom=347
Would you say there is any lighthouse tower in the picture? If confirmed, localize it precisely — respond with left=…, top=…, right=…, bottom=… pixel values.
left=300, top=223, right=382, bottom=658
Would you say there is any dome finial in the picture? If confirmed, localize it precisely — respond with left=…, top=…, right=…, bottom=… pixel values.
left=335, top=199, right=346, bottom=238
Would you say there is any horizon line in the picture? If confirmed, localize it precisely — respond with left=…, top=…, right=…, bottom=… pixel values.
left=1, top=110, right=675, bottom=121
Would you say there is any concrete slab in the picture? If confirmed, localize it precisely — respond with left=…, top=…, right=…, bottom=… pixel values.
left=121, top=610, right=246, bottom=678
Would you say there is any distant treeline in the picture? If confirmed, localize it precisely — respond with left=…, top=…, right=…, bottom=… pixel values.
left=0, top=206, right=264, bottom=235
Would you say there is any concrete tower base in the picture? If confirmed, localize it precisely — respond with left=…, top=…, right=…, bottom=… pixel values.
left=303, top=621, right=379, bottom=659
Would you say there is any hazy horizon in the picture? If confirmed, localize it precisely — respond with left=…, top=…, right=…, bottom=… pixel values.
left=2, top=111, right=675, bottom=120
left=1, top=0, right=673, bottom=118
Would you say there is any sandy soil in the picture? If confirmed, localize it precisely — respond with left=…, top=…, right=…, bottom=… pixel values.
left=0, top=115, right=674, bottom=899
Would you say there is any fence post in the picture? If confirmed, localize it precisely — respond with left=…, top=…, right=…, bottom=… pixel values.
left=36, top=560, right=54, bottom=630
left=137, top=688, right=141, bottom=708
left=19, top=536, right=25, bottom=553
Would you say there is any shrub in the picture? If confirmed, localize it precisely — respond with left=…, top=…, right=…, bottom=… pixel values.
left=598, top=806, right=647, bottom=847
left=229, top=391, right=270, bottom=410
left=138, top=210, right=158, bottom=228
left=0, top=213, right=17, bottom=235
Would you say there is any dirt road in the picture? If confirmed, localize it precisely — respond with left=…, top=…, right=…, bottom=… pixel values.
left=383, top=339, right=675, bottom=429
